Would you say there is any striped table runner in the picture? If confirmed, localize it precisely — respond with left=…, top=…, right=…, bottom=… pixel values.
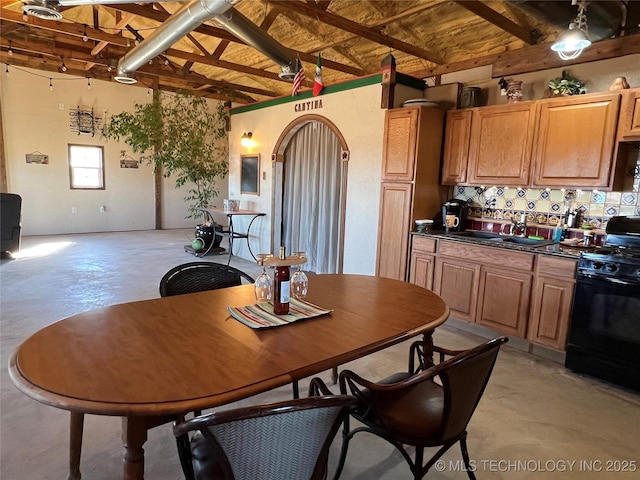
left=228, top=298, right=332, bottom=329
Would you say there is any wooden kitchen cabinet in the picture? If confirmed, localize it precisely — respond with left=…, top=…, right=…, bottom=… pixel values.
left=433, top=255, right=480, bottom=322
left=617, top=87, right=640, bottom=140
left=377, top=183, right=414, bottom=281
left=419, top=237, right=578, bottom=349
left=409, top=236, right=437, bottom=290
left=376, top=106, right=445, bottom=281
left=433, top=240, right=534, bottom=332
left=381, top=108, right=419, bottom=181
left=441, top=109, right=472, bottom=185
left=528, top=256, right=577, bottom=350
left=476, top=266, right=532, bottom=337
left=532, top=92, right=621, bottom=188
left=466, top=102, right=538, bottom=186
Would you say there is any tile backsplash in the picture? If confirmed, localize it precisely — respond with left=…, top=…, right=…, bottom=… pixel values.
left=454, top=184, right=640, bottom=231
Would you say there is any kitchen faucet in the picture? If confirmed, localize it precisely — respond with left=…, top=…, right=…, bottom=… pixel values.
left=510, top=213, right=527, bottom=237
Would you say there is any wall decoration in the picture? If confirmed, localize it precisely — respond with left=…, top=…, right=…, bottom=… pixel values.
left=26, top=152, right=49, bottom=164
left=241, top=154, right=260, bottom=195
left=119, top=151, right=139, bottom=169
left=69, top=106, right=103, bottom=136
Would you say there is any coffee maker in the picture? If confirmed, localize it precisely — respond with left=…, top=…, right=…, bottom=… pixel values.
left=441, top=199, right=467, bottom=232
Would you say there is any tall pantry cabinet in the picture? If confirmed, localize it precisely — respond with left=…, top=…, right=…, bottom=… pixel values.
left=376, top=106, right=445, bottom=280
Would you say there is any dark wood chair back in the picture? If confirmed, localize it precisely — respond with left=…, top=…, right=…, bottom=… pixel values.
left=174, top=381, right=356, bottom=480
left=336, top=336, right=508, bottom=480
left=159, top=261, right=254, bottom=297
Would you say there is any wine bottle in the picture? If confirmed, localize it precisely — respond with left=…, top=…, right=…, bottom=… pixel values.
left=273, top=246, right=290, bottom=315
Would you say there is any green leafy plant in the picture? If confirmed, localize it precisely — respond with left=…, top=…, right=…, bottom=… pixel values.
left=548, top=70, right=587, bottom=96
left=103, top=90, right=229, bottom=219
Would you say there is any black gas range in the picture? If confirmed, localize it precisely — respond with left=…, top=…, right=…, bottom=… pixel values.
left=565, top=216, right=640, bottom=391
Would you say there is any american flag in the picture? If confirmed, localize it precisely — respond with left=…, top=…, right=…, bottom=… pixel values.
left=292, top=58, right=305, bottom=96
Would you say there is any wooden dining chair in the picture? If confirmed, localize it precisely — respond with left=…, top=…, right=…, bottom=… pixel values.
left=333, top=336, right=508, bottom=480
left=159, top=261, right=255, bottom=297
left=173, top=378, right=356, bottom=480
left=159, top=261, right=255, bottom=479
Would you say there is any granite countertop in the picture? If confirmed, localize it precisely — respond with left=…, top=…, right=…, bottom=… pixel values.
left=413, top=230, right=591, bottom=259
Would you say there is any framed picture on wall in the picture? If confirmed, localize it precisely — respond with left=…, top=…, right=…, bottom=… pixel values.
left=241, top=154, right=260, bottom=195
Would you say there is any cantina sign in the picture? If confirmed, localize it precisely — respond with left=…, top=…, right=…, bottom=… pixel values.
left=294, top=98, right=323, bottom=113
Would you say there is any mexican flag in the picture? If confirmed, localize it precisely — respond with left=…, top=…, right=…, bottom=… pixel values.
left=313, top=53, right=323, bottom=96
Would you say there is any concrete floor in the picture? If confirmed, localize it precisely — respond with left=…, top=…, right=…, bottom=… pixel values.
left=1, top=229, right=638, bottom=480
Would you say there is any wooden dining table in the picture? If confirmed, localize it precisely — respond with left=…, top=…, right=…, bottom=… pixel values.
left=9, top=274, right=449, bottom=480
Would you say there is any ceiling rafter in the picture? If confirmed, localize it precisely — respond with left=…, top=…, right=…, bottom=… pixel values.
left=453, top=0, right=536, bottom=45
left=274, top=0, right=446, bottom=65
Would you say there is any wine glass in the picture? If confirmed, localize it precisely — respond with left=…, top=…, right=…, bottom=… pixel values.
left=291, top=252, right=308, bottom=299
left=254, top=254, right=273, bottom=302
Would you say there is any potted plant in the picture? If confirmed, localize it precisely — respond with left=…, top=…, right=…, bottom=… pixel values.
left=103, top=90, right=229, bottom=219
left=548, top=70, right=587, bottom=97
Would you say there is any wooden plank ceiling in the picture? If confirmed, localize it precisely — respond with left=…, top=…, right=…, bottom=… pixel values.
left=1, top=0, right=639, bottom=104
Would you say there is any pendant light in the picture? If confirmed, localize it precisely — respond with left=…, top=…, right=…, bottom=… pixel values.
left=551, top=0, right=591, bottom=60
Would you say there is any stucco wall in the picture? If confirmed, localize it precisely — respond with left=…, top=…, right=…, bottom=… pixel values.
left=228, top=83, right=388, bottom=275
left=1, top=67, right=228, bottom=235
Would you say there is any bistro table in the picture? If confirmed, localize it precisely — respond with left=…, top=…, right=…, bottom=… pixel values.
left=194, top=207, right=265, bottom=264
left=9, top=274, right=449, bottom=480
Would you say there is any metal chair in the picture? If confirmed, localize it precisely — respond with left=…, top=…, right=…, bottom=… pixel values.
left=159, top=262, right=255, bottom=297
left=334, top=337, right=508, bottom=480
left=173, top=378, right=356, bottom=480
left=160, top=261, right=255, bottom=479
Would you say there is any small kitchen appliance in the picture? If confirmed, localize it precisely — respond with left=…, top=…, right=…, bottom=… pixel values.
left=565, top=216, right=640, bottom=391
left=441, top=199, right=467, bottom=232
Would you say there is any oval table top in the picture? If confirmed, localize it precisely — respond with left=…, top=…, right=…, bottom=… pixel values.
left=9, top=274, right=449, bottom=416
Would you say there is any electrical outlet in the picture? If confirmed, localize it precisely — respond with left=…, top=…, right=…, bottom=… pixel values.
left=99, top=206, right=106, bottom=213
left=59, top=103, right=64, bottom=110
left=71, top=207, right=77, bottom=214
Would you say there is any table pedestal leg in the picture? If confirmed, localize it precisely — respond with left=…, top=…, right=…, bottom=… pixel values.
left=422, top=331, right=435, bottom=364
left=66, top=411, right=84, bottom=480
left=122, top=417, right=148, bottom=480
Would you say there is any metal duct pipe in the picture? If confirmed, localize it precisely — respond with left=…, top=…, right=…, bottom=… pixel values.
left=116, top=0, right=237, bottom=82
left=211, top=9, right=296, bottom=78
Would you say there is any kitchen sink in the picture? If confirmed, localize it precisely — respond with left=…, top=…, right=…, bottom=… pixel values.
left=502, top=236, right=555, bottom=246
left=447, top=230, right=555, bottom=247
left=451, top=231, right=502, bottom=239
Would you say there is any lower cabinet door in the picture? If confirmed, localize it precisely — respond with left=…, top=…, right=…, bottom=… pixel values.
left=409, top=252, right=435, bottom=291
left=476, top=266, right=532, bottom=337
left=434, top=257, right=480, bottom=322
left=527, top=275, right=575, bottom=350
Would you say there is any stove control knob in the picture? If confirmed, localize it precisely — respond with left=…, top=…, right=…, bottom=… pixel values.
left=592, top=262, right=604, bottom=270
left=605, top=263, right=618, bottom=273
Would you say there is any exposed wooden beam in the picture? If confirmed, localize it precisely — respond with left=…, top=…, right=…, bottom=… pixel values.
left=91, top=13, right=135, bottom=57
left=408, top=33, right=640, bottom=79
left=492, top=34, right=640, bottom=77
left=453, top=0, right=535, bottom=45
left=1, top=8, right=129, bottom=46
left=275, top=0, right=446, bottom=64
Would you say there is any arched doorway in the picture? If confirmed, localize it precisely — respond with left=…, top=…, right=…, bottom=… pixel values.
left=271, top=115, right=349, bottom=273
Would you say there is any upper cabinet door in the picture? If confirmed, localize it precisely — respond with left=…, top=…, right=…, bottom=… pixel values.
left=441, top=109, right=472, bottom=185
left=617, top=88, right=640, bottom=140
left=467, top=102, right=537, bottom=186
left=382, top=107, right=419, bottom=181
left=532, top=92, right=620, bottom=188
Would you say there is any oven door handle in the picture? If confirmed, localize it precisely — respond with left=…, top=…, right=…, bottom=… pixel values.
left=577, top=272, right=638, bottom=286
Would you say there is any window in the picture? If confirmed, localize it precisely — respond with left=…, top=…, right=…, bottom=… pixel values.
left=69, top=144, right=105, bottom=190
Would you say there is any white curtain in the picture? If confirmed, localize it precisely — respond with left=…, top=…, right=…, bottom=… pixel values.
left=283, top=122, right=341, bottom=274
